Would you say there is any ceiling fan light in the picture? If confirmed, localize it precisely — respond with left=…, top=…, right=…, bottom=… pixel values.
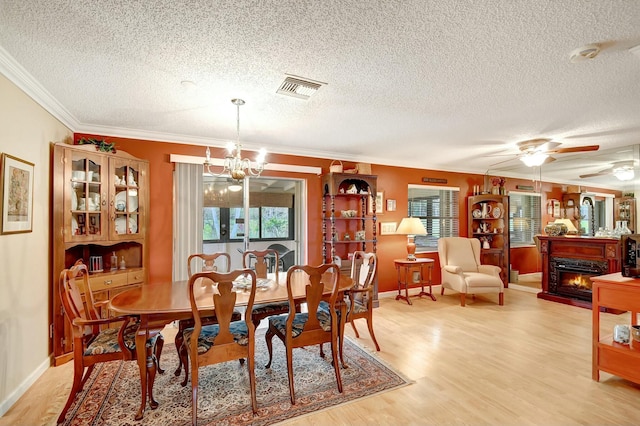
left=613, top=167, right=635, bottom=181
left=520, top=152, right=548, bottom=167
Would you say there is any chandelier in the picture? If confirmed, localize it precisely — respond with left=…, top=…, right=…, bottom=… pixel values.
left=204, top=98, right=267, bottom=191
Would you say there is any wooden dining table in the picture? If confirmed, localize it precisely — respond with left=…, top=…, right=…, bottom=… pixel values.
left=109, top=271, right=353, bottom=420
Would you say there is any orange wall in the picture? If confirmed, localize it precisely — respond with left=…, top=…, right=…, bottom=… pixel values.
left=74, top=134, right=621, bottom=293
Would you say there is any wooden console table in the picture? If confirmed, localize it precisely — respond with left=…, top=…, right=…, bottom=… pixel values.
left=591, top=272, right=640, bottom=384
left=394, top=258, right=435, bottom=305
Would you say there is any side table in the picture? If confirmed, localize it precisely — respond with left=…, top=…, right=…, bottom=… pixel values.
left=394, top=258, right=436, bottom=305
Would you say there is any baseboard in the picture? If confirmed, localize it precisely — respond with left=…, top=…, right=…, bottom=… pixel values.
left=508, top=283, right=540, bottom=294
left=0, top=356, right=50, bottom=416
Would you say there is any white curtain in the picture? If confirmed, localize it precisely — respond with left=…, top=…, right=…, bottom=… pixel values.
left=173, top=163, right=203, bottom=281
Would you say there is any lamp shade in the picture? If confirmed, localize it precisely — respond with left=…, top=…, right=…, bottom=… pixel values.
left=396, top=217, right=427, bottom=261
left=396, top=217, right=427, bottom=235
left=554, top=218, right=579, bottom=234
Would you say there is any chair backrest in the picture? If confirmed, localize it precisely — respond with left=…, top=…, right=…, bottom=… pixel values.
left=187, top=252, right=231, bottom=277
left=242, top=249, right=279, bottom=282
left=350, top=251, right=377, bottom=288
left=285, top=263, right=340, bottom=332
left=187, top=269, right=256, bottom=346
left=437, top=237, right=481, bottom=272
left=267, top=243, right=295, bottom=271
left=59, top=260, right=101, bottom=331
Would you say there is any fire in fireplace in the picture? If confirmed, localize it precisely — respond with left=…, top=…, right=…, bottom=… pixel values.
left=549, top=257, right=609, bottom=302
left=562, top=272, right=592, bottom=289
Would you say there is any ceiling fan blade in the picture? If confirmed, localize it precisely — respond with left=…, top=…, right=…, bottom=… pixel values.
left=550, top=145, right=600, bottom=154
left=579, top=168, right=613, bottom=179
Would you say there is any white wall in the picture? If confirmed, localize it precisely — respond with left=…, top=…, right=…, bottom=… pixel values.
left=0, top=73, right=72, bottom=415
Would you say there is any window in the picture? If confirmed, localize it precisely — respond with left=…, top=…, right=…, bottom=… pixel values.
left=202, top=177, right=295, bottom=243
left=509, top=192, right=541, bottom=246
left=408, top=185, right=460, bottom=250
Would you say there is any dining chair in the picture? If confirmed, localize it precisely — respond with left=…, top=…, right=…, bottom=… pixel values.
left=264, top=263, right=343, bottom=404
left=244, top=249, right=297, bottom=330
left=346, top=251, right=380, bottom=351
left=182, top=269, right=259, bottom=425
left=57, top=261, right=162, bottom=424
left=175, top=252, right=242, bottom=384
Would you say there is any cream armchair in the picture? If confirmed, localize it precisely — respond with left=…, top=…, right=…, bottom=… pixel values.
left=437, top=237, right=504, bottom=306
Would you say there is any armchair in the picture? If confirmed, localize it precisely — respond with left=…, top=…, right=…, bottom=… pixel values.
left=437, top=237, right=504, bottom=306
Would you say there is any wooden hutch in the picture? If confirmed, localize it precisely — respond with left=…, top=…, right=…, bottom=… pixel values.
left=51, top=142, right=149, bottom=365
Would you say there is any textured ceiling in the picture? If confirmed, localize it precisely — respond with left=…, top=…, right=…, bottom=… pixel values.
left=1, top=0, right=640, bottom=189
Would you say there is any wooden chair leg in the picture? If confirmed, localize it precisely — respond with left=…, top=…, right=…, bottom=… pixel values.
left=350, top=318, right=360, bottom=338
left=174, top=330, right=184, bottom=376
left=330, top=334, right=343, bottom=393
left=264, top=325, right=275, bottom=368
left=441, top=286, right=445, bottom=295
left=499, top=292, right=504, bottom=305
left=57, top=358, right=85, bottom=424
left=460, top=293, right=466, bottom=307
left=286, top=345, right=296, bottom=404
left=191, top=357, right=199, bottom=426
left=146, top=345, right=159, bottom=409
left=366, top=316, right=381, bottom=351
left=180, top=342, right=190, bottom=387
left=155, top=334, right=165, bottom=374
left=247, top=345, right=258, bottom=414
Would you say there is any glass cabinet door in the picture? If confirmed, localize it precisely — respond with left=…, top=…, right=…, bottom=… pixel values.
left=110, top=158, right=144, bottom=239
left=64, top=150, right=107, bottom=241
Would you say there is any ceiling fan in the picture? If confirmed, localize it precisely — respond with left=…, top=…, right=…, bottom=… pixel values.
left=491, top=138, right=600, bottom=167
left=579, top=160, right=636, bottom=181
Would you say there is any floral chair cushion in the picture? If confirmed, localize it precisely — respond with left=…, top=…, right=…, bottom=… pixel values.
left=269, top=307, right=332, bottom=338
left=252, top=301, right=290, bottom=316
left=84, top=324, right=158, bottom=356
left=183, top=321, right=249, bottom=354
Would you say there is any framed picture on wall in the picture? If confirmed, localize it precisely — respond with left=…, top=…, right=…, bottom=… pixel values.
left=368, top=191, right=384, bottom=215
left=1, top=153, right=34, bottom=234
left=380, top=222, right=397, bottom=235
left=386, top=199, right=396, bottom=212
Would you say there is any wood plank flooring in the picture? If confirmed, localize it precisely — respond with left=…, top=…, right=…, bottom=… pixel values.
left=3, top=286, right=640, bottom=425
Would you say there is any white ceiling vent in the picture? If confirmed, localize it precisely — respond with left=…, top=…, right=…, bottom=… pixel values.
left=569, top=44, right=601, bottom=63
left=276, top=76, right=325, bottom=100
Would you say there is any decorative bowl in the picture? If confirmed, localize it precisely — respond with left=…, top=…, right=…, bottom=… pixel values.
left=341, top=210, right=357, bottom=218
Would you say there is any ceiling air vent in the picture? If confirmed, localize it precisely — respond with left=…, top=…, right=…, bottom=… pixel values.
left=276, top=76, right=325, bottom=100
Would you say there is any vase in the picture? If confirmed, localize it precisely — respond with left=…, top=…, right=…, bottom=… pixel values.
left=491, top=186, right=500, bottom=195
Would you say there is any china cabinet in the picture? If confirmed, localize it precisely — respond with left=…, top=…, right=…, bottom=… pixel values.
left=614, top=197, right=636, bottom=233
left=51, top=142, right=149, bottom=364
left=467, top=194, right=509, bottom=286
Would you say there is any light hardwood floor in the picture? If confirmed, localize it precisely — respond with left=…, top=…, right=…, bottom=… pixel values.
left=3, top=286, right=640, bottom=425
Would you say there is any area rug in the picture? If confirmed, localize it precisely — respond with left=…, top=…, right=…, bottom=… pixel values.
left=62, top=334, right=411, bottom=425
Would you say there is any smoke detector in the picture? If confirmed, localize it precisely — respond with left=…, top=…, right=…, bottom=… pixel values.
left=570, top=44, right=601, bottom=63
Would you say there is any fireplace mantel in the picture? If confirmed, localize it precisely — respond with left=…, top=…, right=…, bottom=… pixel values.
left=537, top=236, right=620, bottom=308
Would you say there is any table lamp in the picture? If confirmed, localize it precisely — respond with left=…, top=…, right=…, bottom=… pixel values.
left=554, top=218, right=579, bottom=235
left=396, top=217, right=427, bottom=261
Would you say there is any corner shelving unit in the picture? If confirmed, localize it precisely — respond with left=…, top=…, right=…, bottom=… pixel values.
left=468, top=194, right=510, bottom=286
left=322, top=173, right=378, bottom=304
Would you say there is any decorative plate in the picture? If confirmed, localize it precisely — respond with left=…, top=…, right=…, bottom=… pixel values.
left=493, top=207, right=502, bottom=218
left=472, top=209, right=482, bottom=219
left=115, top=216, right=138, bottom=234
left=115, top=191, right=139, bottom=212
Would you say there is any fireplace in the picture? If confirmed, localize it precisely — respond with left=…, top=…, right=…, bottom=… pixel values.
left=548, top=257, right=608, bottom=302
left=537, top=236, right=620, bottom=309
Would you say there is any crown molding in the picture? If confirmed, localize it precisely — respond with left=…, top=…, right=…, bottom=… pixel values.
left=0, top=46, right=79, bottom=130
